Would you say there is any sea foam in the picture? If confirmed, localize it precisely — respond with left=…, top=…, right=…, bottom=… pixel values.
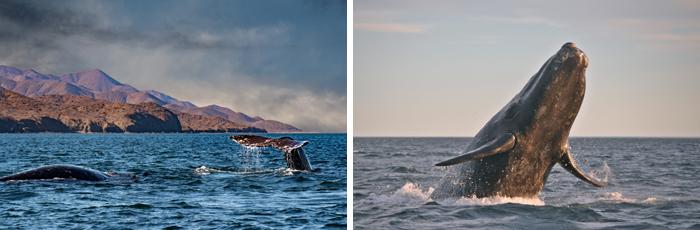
left=366, top=182, right=545, bottom=206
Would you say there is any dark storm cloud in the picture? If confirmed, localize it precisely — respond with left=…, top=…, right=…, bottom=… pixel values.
left=0, top=0, right=90, bottom=33
left=0, top=0, right=83, bottom=49
left=0, top=0, right=347, bottom=132
left=0, top=0, right=291, bottom=50
left=0, top=0, right=346, bottom=66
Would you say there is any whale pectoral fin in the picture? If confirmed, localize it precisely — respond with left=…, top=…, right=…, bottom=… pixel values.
left=559, top=150, right=608, bottom=187
left=435, top=133, right=516, bottom=166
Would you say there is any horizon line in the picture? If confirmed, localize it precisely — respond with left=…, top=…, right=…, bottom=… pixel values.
left=353, top=135, right=700, bottom=139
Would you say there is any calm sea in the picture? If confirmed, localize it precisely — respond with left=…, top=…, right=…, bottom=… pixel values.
left=0, top=133, right=346, bottom=229
left=354, top=137, right=700, bottom=229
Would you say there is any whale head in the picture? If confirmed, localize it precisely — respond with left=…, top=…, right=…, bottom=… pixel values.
left=501, top=42, right=589, bottom=148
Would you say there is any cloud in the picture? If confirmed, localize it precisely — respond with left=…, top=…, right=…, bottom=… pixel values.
left=63, top=41, right=346, bottom=132
left=608, top=18, right=700, bottom=44
left=678, top=0, right=700, bottom=10
left=0, top=0, right=296, bottom=52
left=646, top=33, right=700, bottom=43
left=472, top=15, right=565, bottom=28
left=608, top=18, right=699, bottom=31
left=355, top=23, right=426, bottom=33
left=198, top=82, right=347, bottom=132
left=0, top=0, right=347, bottom=132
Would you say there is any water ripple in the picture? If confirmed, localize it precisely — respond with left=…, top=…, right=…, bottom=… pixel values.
left=354, top=137, right=700, bottom=229
left=0, top=133, right=346, bottom=228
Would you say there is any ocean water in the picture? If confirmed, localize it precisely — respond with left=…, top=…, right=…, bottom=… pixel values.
left=354, top=137, right=700, bottom=229
left=0, top=133, right=346, bottom=229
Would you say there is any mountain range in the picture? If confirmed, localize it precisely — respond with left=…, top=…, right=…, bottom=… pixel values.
left=0, top=87, right=267, bottom=133
left=0, top=65, right=301, bottom=132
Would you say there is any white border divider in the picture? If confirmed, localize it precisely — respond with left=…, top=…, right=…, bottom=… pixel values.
left=347, top=0, right=354, bottom=228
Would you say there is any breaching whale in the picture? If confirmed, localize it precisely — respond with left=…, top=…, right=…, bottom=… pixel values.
left=230, top=135, right=313, bottom=171
left=0, top=164, right=132, bottom=182
left=432, top=42, right=607, bottom=199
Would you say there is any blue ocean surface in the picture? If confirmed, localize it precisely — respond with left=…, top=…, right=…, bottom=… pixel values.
left=0, top=133, right=346, bottom=229
left=354, top=137, right=700, bottom=229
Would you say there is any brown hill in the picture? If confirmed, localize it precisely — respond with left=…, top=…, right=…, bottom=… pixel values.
left=166, top=104, right=302, bottom=133
left=251, top=120, right=304, bottom=133
left=176, top=112, right=265, bottom=133
left=0, top=87, right=181, bottom=133
left=0, top=65, right=302, bottom=132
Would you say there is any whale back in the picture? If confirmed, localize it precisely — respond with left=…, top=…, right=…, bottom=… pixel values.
left=0, top=164, right=109, bottom=182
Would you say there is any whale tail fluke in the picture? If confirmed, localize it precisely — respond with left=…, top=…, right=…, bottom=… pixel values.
left=230, top=135, right=312, bottom=171
left=230, top=135, right=308, bottom=152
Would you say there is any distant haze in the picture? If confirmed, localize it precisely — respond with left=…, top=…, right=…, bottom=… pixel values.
left=0, top=0, right=346, bottom=132
left=355, top=0, right=700, bottom=137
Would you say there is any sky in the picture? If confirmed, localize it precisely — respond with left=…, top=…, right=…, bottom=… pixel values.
left=355, top=0, right=700, bottom=137
left=0, top=0, right=346, bottom=132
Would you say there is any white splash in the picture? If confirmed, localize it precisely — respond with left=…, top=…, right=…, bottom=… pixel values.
left=588, top=161, right=611, bottom=184
left=600, top=192, right=657, bottom=204
left=642, top=197, right=657, bottom=203
left=394, top=183, right=435, bottom=202
left=365, top=182, right=545, bottom=206
left=241, top=147, right=264, bottom=172
left=454, top=195, right=545, bottom=206
left=194, top=165, right=278, bottom=175
left=281, top=168, right=305, bottom=176
left=601, top=192, right=634, bottom=202
left=194, top=166, right=224, bottom=175
left=360, top=182, right=434, bottom=205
